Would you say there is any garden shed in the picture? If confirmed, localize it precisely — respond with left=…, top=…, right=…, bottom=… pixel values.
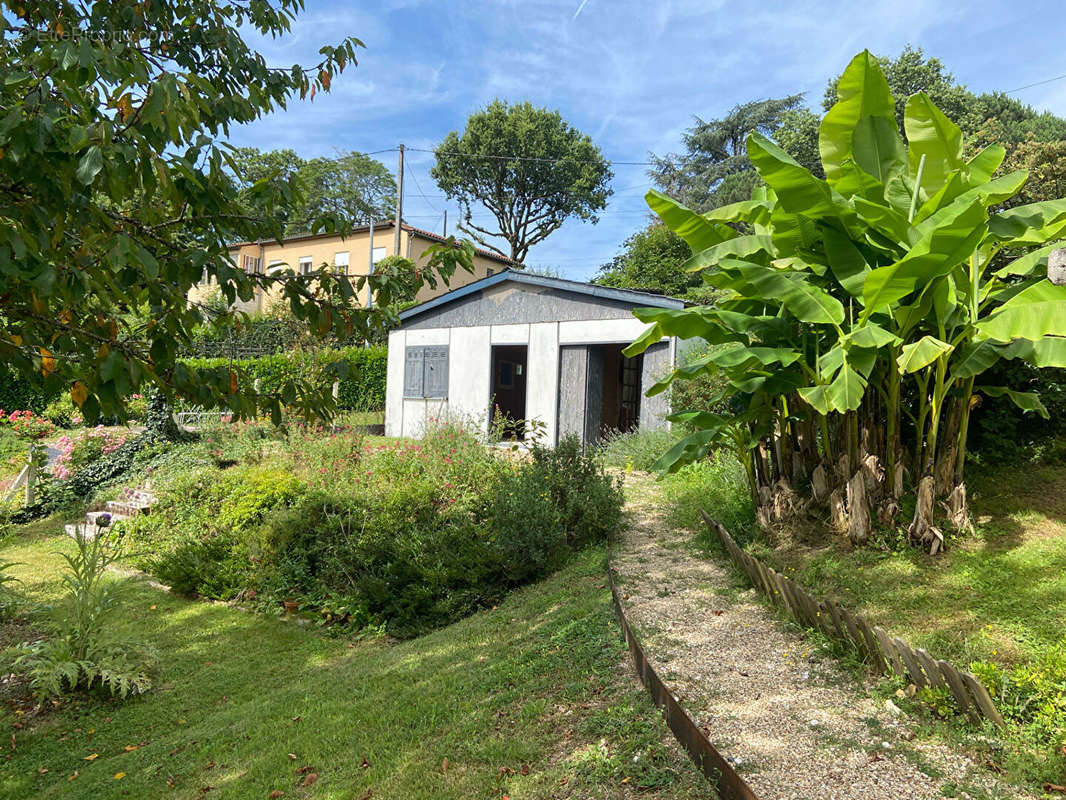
left=385, top=269, right=686, bottom=445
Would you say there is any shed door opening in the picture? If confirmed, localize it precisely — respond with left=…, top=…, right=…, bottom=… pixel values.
left=491, top=344, right=528, bottom=440
left=597, top=344, right=643, bottom=439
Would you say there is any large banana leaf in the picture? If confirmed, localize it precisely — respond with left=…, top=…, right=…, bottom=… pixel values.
left=747, top=132, right=841, bottom=218
left=976, top=386, right=1049, bottom=418
left=965, top=144, right=1006, bottom=186
left=651, top=424, right=730, bottom=474
left=851, top=114, right=906, bottom=184
left=710, top=344, right=802, bottom=370
left=862, top=199, right=988, bottom=315
left=905, top=92, right=964, bottom=195
left=853, top=196, right=914, bottom=247
left=684, top=235, right=776, bottom=272
left=1002, top=337, right=1066, bottom=368
left=897, top=335, right=953, bottom=373
left=715, top=259, right=845, bottom=325
left=827, top=361, right=867, bottom=411
left=989, top=198, right=1066, bottom=244
left=819, top=50, right=895, bottom=192
left=978, top=280, right=1066, bottom=341
left=994, top=240, right=1066, bottom=277
left=821, top=223, right=871, bottom=297
left=645, top=189, right=735, bottom=252
left=951, top=339, right=1004, bottom=379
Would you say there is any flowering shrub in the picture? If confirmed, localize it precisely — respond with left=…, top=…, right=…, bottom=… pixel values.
left=51, top=427, right=130, bottom=480
left=0, top=409, right=55, bottom=440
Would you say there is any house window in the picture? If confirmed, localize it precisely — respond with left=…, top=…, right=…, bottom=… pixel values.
left=299, top=257, right=313, bottom=275
left=242, top=255, right=262, bottom=274
left=371, top=246, right=386, bottom=267
left=404, top=345, right=449, bottom=399
left=334, top=250, right=350, bottom=274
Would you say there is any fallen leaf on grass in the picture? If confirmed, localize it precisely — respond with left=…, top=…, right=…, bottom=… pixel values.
left=295, top=765, right=315, bottom=775
left=113, top=772, right=125, bottom=780
left=124, top=745, right=139, bottom=752
left=361, top=756, right=370, bottom=769
left=291, top=716, right=301, bottom=723
left=169, top=746, right=184, bottom=756
left=497, top=766, right=514, bottom=778
left=84, top=754, right=98, bottom=761
left=441, top=757, right=448, bottom=773
left=37, top=766, right=48, bottom=775
left=520, top=764, right=530, bottom=776
left=68, top=771, right=78, bottom=781
left=1045, top=783, right=1066, bottom=795
left=287, top=753, right=297, bottom=761
left=268, top=791, right=285, bottom=799
left=299, top=772, right=318, bottom=787
left=166, top=777, right=176, bottom=788
left=356, top=791, right=372, bottom=800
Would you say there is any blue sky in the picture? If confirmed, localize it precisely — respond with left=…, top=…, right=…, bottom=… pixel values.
left=233, top=0, right=1066, bottom=281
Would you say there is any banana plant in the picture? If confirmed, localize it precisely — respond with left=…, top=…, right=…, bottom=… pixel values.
left=626, top=50, right=1066, bottom=549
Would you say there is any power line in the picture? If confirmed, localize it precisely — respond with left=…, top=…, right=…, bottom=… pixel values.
left=406, top=146, right=654, bottom=167
left=1005, top=73, right=1066, bottom=94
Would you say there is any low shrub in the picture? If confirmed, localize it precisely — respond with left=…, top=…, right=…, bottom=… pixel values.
left=130, top=426, right=625, bottom=636
left=51, top=427, right=131, bottom=480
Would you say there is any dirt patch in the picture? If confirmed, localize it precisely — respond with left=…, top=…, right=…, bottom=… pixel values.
left=611, top=472, right=1035, bottom=800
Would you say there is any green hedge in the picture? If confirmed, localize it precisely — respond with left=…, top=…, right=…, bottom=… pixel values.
left=182, top=346, right=387, bottom=412
left=0, top=365, right=60, bottom=413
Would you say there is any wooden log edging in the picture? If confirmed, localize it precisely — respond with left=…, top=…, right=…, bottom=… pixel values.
left=606, top=564, right=763, bottom=800
left=698, top=509, right=1005, bottom=727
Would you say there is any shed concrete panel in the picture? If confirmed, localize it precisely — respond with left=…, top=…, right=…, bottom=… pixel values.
left=401, top=399, right=448, bottom=438
left=404, top=284, right=649, bottom=330
left=406, top=328, right=449, bottom=346
left=558, top=317, right=653, bottom=345
left=557, top=346, right=588, bottom=443
left=489, top=323, right=529, bottom=345
left=449, top=325, right=491, bottom=435
left=527, top=322, right=560, bottom=445
left=385, top=330, right=406, bottom=437
left=639, top=342, right=672, bottom=430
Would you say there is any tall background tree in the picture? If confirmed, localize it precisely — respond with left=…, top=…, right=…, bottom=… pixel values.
left=229, top=148, right=396, bottom=234
left=0, top=0, right=469, bottom=424
left=432, top=100, right=612, bottom=264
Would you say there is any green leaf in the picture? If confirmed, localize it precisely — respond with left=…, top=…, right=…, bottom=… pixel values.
left=684, top=235, right=776, bottom=272
left=798, top=383, right=833, bottom=415
left=965, top=144, right=1006, bottom=185
left=994, top=241, right=1066, bottom=278
left=897, top=335, right=953, bottom=373
left=645, top=189, right=734, bottom=253
left=988, top=199, right=1066, bottom=245
left=652, top=426, right=729, bottom=475
left=904, top=92, right=963, bottom=195
left=75, top=146, right=104, bottom=185
left=746, top=132, right=840, bottom=218
left=1002, top=337, right=1066, bottom=368
left=851, top=114, right=906, bottom=184
left=821, top=224, right=870, bottom=297
left=978, top=280, right=1066, bottom=341
left=862, top=198, right=987, bottom=315
left=716, top=260, right=845, bottom=325
left=819, top=51, right=895, bottom=190
left=976, top=386, right=1049, bottom=419
left=950, top=340, right=1003, bottom=379
left=844, top=322, right=900, bottom=349
left=827, top=362, right=866, bottom=412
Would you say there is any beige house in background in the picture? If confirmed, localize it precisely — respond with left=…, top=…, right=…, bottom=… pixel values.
left=190, top=221, right=512, bottom=314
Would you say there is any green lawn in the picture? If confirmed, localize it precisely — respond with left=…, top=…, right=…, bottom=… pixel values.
left=0, top=521, right=712, bottom=800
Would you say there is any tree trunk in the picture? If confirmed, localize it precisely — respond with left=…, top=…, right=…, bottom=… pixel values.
left=829, top=488, right=848, bottom=534
left=846, top=470, right=872, bottom=545
left=946, top=482, right=973, bottom=534
left=908, top=475, right=944, bottom=554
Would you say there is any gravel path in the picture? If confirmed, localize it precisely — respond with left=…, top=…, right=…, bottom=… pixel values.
left=611, top=473, right=1033, bottom=800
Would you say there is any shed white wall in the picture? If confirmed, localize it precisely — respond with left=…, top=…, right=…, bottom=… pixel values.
left=385, top=316, right=665, bottom=442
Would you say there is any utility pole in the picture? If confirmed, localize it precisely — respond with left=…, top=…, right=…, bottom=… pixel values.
left=442, top=209, right=447, bottom=237
left=394, top=143, right=404, bottom=256
left=366, top=219, right=374, bottom=309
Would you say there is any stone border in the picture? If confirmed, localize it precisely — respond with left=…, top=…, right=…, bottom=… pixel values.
left=607, top=563, right=763, bottom=800
left=699, top=510, right=1004, bottom=726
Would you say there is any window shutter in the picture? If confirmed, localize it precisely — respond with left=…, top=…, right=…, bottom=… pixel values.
left=404, top=347, right=425, bottom=398
left=424, top=346, right=449, bottom=398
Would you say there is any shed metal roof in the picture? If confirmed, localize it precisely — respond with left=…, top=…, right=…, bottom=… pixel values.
left=398, top=269, right=686, bottom=322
